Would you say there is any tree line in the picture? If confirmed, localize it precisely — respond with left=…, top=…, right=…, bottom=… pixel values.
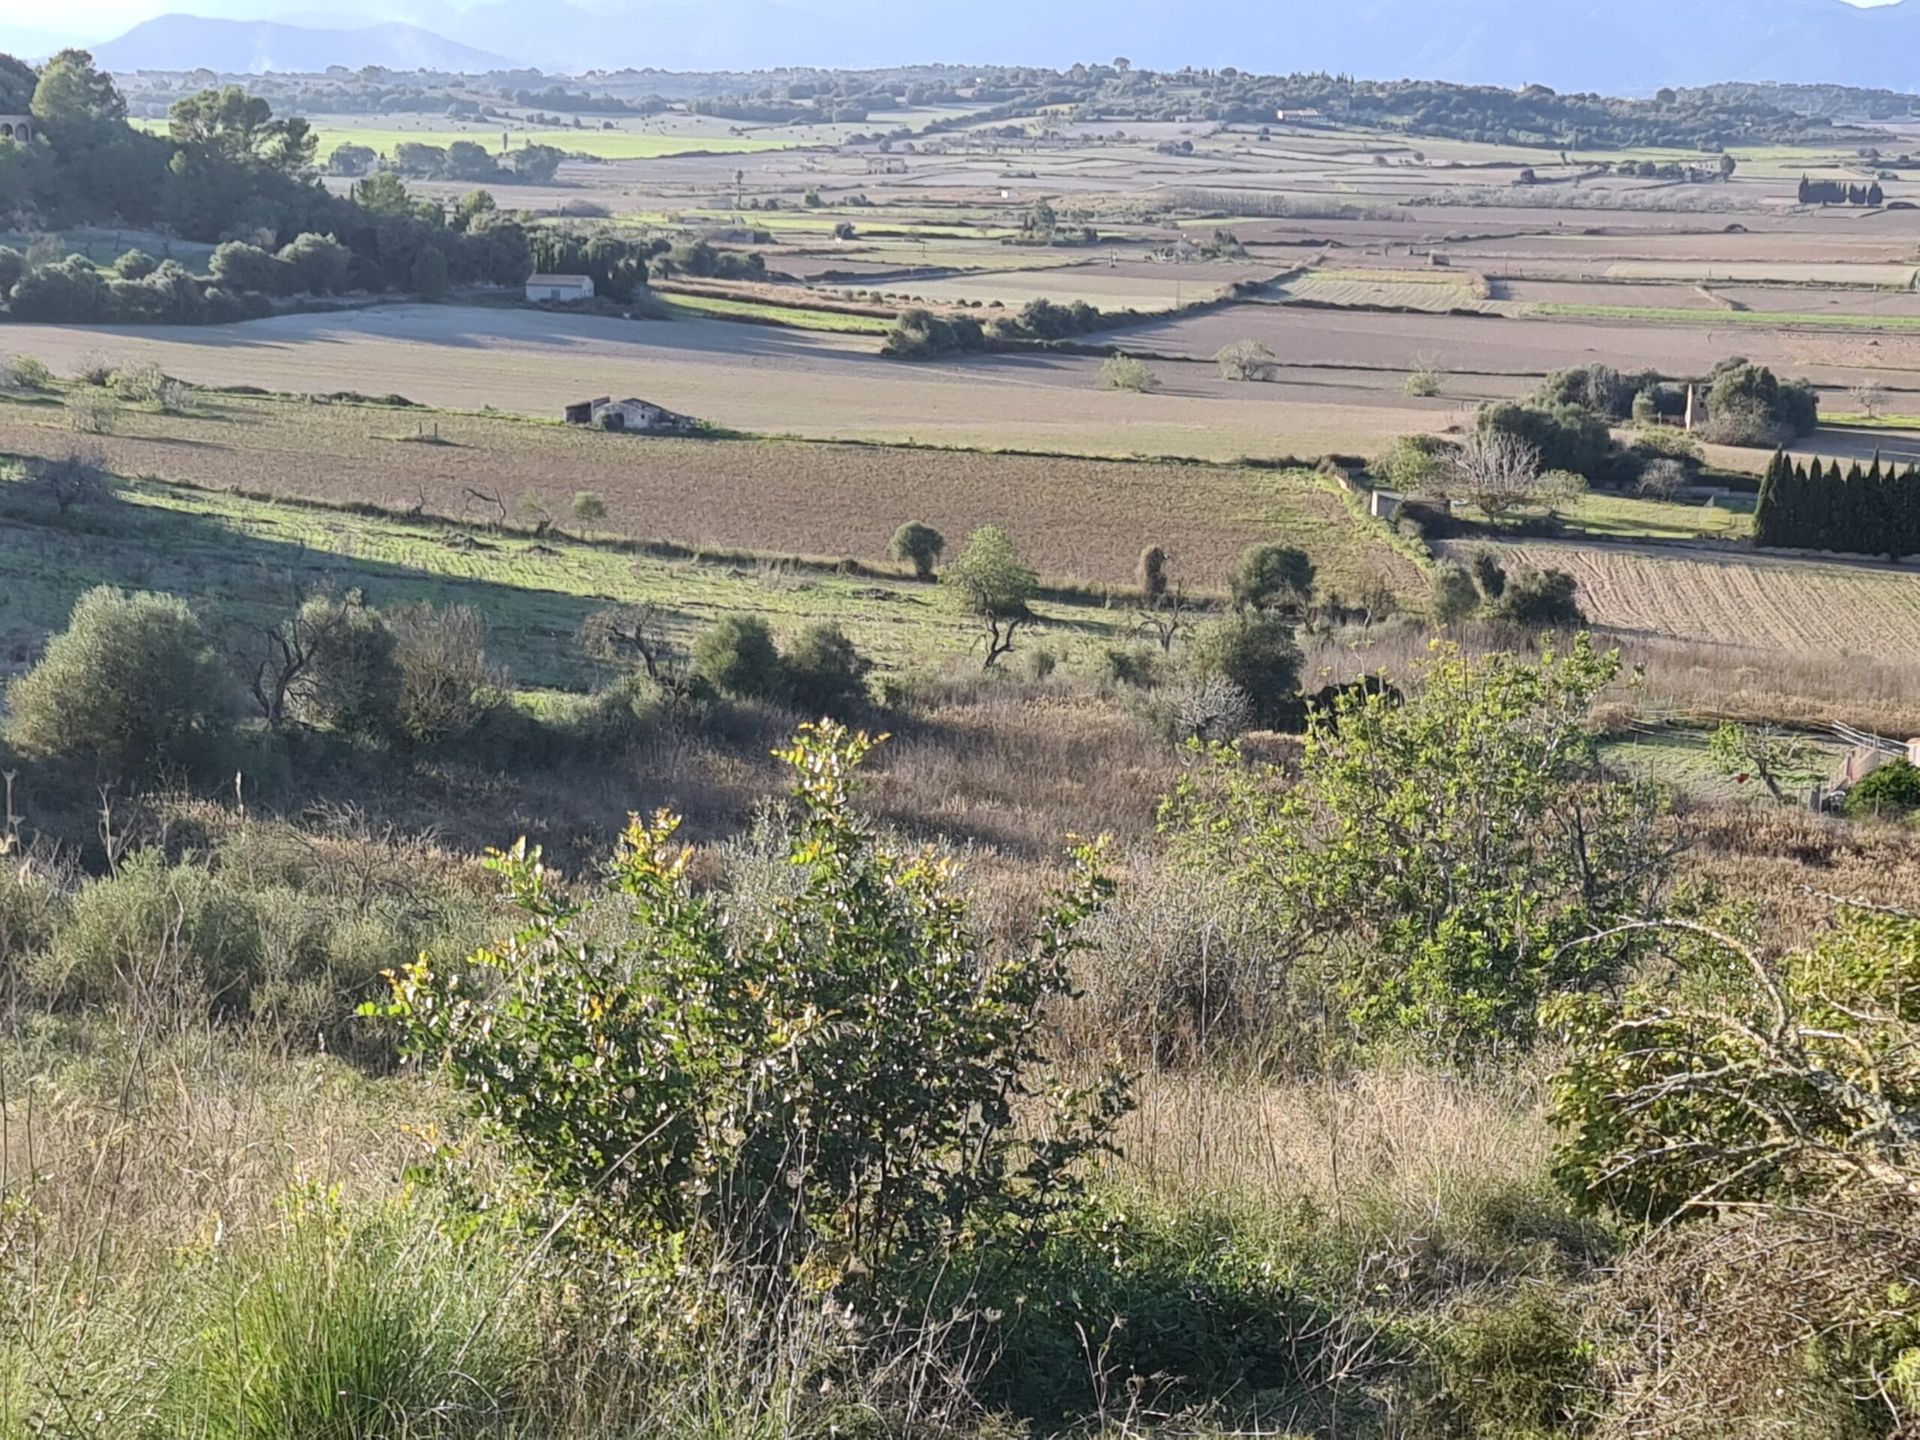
left=1755, top=450, right=1920, bottom=558
left=1797, top=175, right=1886, bottom=205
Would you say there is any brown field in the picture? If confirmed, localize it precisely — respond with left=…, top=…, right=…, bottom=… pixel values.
left=0, top=306, right=1470, bottom=461
left=1456, top=538, right=1920, bottom=663
left=0, top=391, right=1417, bottom=595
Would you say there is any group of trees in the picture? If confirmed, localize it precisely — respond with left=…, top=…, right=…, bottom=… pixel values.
left=1797, top=175, right=1887, bottom=206
left=0, top=52, right=535, bottom=322
left=1755, top=451, right=1920, bottom=558
left=368, top=138, right=565, bottom=186
left=882, top=296, right=1121, bottom=359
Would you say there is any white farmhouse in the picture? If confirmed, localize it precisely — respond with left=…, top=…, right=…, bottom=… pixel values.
left=525, top=273, right=595, bottom=303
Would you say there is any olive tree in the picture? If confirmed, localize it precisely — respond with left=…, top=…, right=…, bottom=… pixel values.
left=945, top=526, right=1038, bottom=669
left=5, top=587, right=232, bottom=771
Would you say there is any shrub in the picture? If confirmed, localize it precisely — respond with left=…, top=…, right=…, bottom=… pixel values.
left=693, top=614, right=787, bottom=701
left=386, top=602, right=500, bottom=745
left=1706, top=359, right=1818, bottom=443
left=889, top=520, right=945, bottom=579
left=1227, top=543, right=1315, bottom=613
left=1471, top=550, right=1509, bottom=599
left=570, top=490, right=607, bottom=523
left=1493, top=570, right=1585, bottom=628
left=1630, top=388, right=1659, bottom=424
left=1478, top=400, right=1622, bottom=483
left=0, top=245, right=23, bottom=293
left=1099, top=354, right=1160, bottom=393
left=276, top=232, right=353, bottom=295
left=29, top=444, right=111, bottom=515
left=1636, top=457, right=1690, bottom=499
left=1214, top=339, right=1277, bottom=381
left=1185, top=611, right=1303, bottom=731
left=291, top=595, right=403, bottom=740
left=112, top=249, right=158, bottom=281
left=1136, top=544, right=1169, bottom=601
left=108, top=361, right=167, bottom=404
left=881, top=307, right=984, bottom=360
left=2, top=354, right=54, bottom=391
left=1535, top=362, right=1655, bottom=420
left=783, top=623, right=870, bottom=719
left=66, top=388, right=120, bottom=434
left=208, top=240, right=285, bottom=295
left=5, top=587, right=232, bottom=771
left=1378, top=433, right=1454, bottom=493
left=1430, top=561, right=1481, bottom=623
left=1437, top=1290, right=1593, bottom=1440
left=1166, top=638, right=1672, bottom=1058
left=1847, top=759, right=1920, bottom=818
left=378, top=724, right=1121, bottom=1275
left=1405, top=354, right=1446, bottom=397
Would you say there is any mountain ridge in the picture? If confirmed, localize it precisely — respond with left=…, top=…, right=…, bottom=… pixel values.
left=71, top=0, right=1920, bottom=92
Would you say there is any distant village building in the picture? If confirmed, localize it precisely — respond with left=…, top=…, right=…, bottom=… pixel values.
left=526, top=273, right=595, bottom=304
left=0, top=116, right=36, bottom=145
left=866, top=156, right=908, bottom=174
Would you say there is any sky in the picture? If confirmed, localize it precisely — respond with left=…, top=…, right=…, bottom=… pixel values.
left=0, top=0, right=1907, bottom=67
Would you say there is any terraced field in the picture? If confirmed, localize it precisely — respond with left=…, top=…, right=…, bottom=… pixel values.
left=1464, top=539, right=1920, bottom=661
left=1274, top=268, right=1498, bottom=313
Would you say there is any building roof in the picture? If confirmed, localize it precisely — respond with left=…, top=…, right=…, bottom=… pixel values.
left=527, top=274, right=593, bottom=285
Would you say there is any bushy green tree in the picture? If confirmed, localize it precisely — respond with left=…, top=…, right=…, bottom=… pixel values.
left=1227, top=543, right=1315, bottom=613
left=1184, top=611, right=1303, bottom=731
left=5, top=586, right=232, bottom=771
left=1848, top=760, right=1920, bottom=819
left=692, top=614, right=787, bottom=700
left=1492, top=569, right=1585, bottom=628
left=277, top=233, right=352, bottom=294
left=290, top=595, right=403, bottom=739
left=1429, top=561, right=1481, bottom=623
left=209, top=240, right=284, bottom=295
left=783, top=623, right=870, bottom=719
left=945, top=525, right=1038, bottom=668
left=376, top=724, right=1122, bottom=1273
left=1164, top=638, right=1672, bottom=1058
left=889, top=520, right=945, bottom=579
left=409, top=245, right=450, bottom=299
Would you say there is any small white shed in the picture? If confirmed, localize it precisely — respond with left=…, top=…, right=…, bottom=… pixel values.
left=526, top=273, right=594, bottom=303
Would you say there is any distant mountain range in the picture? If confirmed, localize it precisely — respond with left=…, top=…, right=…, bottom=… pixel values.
left=43, top=0, right=1920, bottom=92
left=90, top=15, right=513, bottom=73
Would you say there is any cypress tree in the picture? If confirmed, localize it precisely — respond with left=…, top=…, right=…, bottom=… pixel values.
left=1753, top=450, right=1788, bottom=548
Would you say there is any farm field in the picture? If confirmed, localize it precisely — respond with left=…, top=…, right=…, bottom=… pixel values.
left=0, top=471, right=1141, bottom=686
left=1460, top=538, right=1920, bottom=662
left=0, top=389, right=1419, bottom=597
left=137, top=115, right=798, bottom=160
left=816, top=262, right=1269, bottom=312
left=0, top=307, right=1459, bottom=462
left=1274, top=268, right=1500, bottom=313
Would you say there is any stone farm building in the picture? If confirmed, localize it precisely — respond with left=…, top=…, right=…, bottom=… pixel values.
left=0, top=116, right=36, bottom=144
left=526, top=273, right=594, bottom=303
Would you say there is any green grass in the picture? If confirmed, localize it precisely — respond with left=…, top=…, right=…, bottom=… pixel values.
left=1533, top=303, right=1920, bottom=331
left=1824, top=412, right=1920, bottom=430
left=0, top=473, right=1132, bottom=692
left=661, top=294, right=894, bottom=335
left=1561, top=490, right=1754, bottom=542
left=1601, top=725, right=1846, bottom=802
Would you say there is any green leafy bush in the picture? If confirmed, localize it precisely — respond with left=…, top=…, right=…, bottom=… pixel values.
left=4, top=586, right=232, bottom=771
left=1165, top=638, right=1672, bottom=1057
left=692, top=614, right=788, bottom=701
left=378, top=724, right=1123, bottom=1277
left=1227, top=543, right=1316, bottom=613
left=1492, top=570, right=1586, bottom=628
left=1847, top=759, right=1920, bottom=819
left=1185, top=611, right=1303, bottom=731
left=386, top=602, right=501, bottom=745
left=782, top=623, right=870, bottom=719
left=292, top=595, right=403, bottom=740
left=888, top=520, right=945, bottom=579
left=1430, top=561, right=1482, bottom=623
